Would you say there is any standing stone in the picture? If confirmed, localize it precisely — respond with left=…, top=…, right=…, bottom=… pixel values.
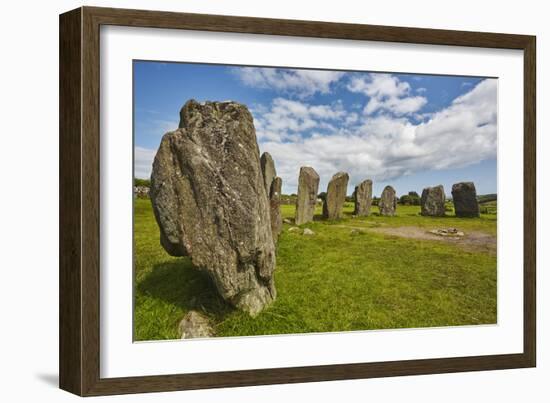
left=354, top=179, right=373, bottom=216
left=295, top=167, right=320, bottom=225
left=322, top=172, right=350, bottom=220
left=451, top=182, right=480, bottom=217
left=379, top=185, right=397, bottom=216
left=420, top=185, right=446, bottom=217
left=261, top=152, right=282, bottom=242
left=150, top=100, right=276, bottom=316
left=260, top=152, right=276, bottom=198
left=269, top=177, right=283, bottom=240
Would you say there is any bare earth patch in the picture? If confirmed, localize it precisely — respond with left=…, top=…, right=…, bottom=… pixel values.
left=370, top=226, right=496, bottom=254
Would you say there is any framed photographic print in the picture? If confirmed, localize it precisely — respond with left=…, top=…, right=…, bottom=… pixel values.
left=59, top=6, right=536, bottom=396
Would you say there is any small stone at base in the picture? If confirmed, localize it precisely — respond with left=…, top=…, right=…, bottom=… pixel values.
left=179, top=310, right=213, bottom=339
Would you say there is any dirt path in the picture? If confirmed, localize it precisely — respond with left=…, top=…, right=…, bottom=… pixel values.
left=368, top=226, right=496, bottom=254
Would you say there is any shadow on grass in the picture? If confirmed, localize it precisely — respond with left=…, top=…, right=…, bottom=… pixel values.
left=312, top=212, right=354, bottom=221
left=137, top=258, right=233, bottom=319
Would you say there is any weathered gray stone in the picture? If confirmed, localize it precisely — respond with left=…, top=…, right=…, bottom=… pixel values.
left=451, top=182, right=480, bottom=217
left=353, top=179, right=373, bottom=216
left=260, top=152, right=276, bottom=198
left=260, top=152, right=282, bottom=243
left=303, top=228, right=315, bottom=236
left=420, top=185, right=446, bottom=217
left=179, top=311, right=213, bottom=339
left=295, top=167, right=320, bottom=225
left=269, top=176, right=283, bottom=240
left=150, top=100, right=276, bottom=316
left=379, top=185, right=397, bottom=216
left=322, top=172, right=350, bottom=220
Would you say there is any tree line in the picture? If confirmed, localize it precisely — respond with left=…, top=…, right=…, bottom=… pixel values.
left=135, top=178, right=495, bottom=207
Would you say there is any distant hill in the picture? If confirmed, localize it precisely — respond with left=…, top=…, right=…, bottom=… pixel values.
left=477, top=194, right=497, bottom=204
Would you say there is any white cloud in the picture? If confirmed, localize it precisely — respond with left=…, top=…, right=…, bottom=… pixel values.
left=258, top=79, right=497, bottom=195
left=252, top=98, right=348, bottom=142
left=135, top=78, right=496, bottom=195
left=234, top=67, right=345, bottom=98
left=348, top=73, right=410, bottom=98
left=154, top=119, right=178, bottom=134
left=134, top=146, right=156, bottom=179
left=136, top=117, right=178, bottom=139
left=347, top=73, right=427, bottom=116
left=414, top=79, right=497, bottom=169
left=345, top=112, right=359, bottom=125
left=133, top=117, right=178, bottom=178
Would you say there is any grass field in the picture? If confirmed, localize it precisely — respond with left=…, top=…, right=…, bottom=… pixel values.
left=134, top=198, right=497, bottom=341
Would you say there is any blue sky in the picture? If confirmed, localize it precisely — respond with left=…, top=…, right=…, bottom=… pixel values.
left=134, top=61, right=497, bottom=197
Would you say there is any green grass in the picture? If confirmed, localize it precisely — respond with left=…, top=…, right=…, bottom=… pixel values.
left=479, top=200, right=498, bottom=215
left=134, top=199, right=497, bottom=340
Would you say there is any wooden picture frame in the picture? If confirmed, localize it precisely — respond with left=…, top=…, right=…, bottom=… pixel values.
left=59, top=6, right=536, bottom=396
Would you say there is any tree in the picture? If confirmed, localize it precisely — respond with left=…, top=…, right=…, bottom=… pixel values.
left=134, top=178, right=151, bottom=187
left=405, top=191, right=420, bottom=205
left=399, top=194, right=412, bottom=205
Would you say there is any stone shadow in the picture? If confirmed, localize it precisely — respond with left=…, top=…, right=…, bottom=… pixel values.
left=137, top=258, right=232, bottom=318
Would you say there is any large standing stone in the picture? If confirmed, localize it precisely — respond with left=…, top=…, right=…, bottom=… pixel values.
left=451, top=182, right=480, bottom=217
left=420, top=185, right=446, bottom=217
left=322, top=172, right=350, bottom=220
left=269, top=177, right=283, bottom=240
left=150, top=100, right=276, bottom=316
left=295, top=167, right=320, bottom=225
left=379, top=185, right=397, bottom=216
left=354, top=179, right=373, bottom=216
left=260, top=152, right=276, bottom=198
